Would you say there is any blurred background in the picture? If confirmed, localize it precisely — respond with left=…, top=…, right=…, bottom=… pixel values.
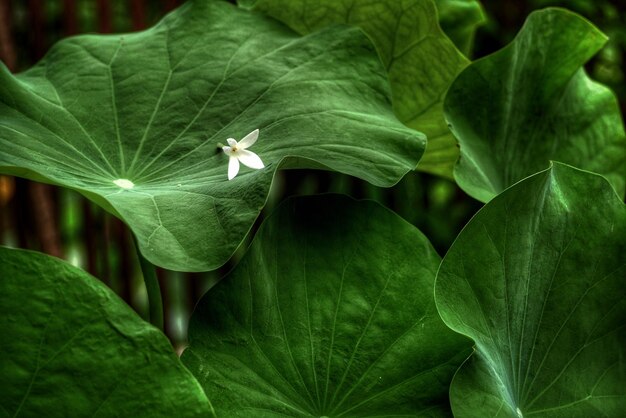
left=0, top=0, right=624, bottom=351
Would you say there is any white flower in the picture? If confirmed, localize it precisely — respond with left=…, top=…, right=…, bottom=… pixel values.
left=221, top=129, right=265, bottom=180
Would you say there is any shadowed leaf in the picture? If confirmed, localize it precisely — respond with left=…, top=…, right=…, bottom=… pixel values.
left=183, top=194, right=472, bottom=417
left=0, top=247, right=215, bottom=418
left=435, top=0, right=486, bottom=55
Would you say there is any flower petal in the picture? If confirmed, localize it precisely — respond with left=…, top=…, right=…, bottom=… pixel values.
left=222, top=146, right=232, bottom=156
left=228, top=156, right=240, bottom=180
left=237, top=129, right=259, bottom=149
left=237, top=149, right=264, bottom=169
left=227, top=138, right=238, bottom=147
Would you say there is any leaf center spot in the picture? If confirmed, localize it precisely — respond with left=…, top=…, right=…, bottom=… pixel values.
left=113, top=178, right=135, bottom=189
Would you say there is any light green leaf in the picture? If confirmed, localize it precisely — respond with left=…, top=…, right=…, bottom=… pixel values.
left=238, top=0, right=470, bottom=179
left=0, top=0, right=424, bottom=272
left=435, top=0, right=486, bottom=56
left=435, top=162, right=626, bottom=417
left=182, top=194, right=471, bottom=417
left=445, top=8, right=626, bottom=203
left=0, top=247, right=215, bottom=418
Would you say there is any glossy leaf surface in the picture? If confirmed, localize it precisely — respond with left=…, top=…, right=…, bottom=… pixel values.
left=183, top=194, right=471, bottom=417
left=0, top=247, right=215, bottom=418
left=435, top=163, right=626, bottom=417
left=0, top=0, right=424, bottom=271
left=446, top=8, right=626, bottom=202
left=239, top=0, right=469, bottom=178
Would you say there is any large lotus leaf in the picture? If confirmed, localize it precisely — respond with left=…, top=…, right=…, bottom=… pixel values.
left=445, top=8, right=626, bottom=203
left=238, top=0, right=469, bottom=179
left=435, top=162, right=626, bottom=417
left=435, top=0, right=486, bottom=55
left=0, top=0, right=424, bottom=272
left=0, top=247, right=215, bottom=417
left=182, top=194, right=472, bottom=417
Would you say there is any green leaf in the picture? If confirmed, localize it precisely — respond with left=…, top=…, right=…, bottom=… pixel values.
left=238, top=0, right=470, bottom=179
left=435, top=0, right=486, bottom=56
left=182, top=194, right=471, bottom=417
left=0, top=247, right=215, bottom=418
left=435, top=162, right=626, bottom=417
left=0, top=0, right=424, bottom=272
left=445, top=8, right=626, bottom=203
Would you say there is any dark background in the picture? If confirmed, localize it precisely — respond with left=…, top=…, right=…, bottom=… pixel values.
left=0, top=0, right=623, bottom=350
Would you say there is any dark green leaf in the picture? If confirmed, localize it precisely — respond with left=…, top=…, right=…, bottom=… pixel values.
left=435, top=0, right=486, bottom=56
left=0, top=0, right=424, bottom=271
left=0, top=247, right=215, bottom=418
left=445, top=8, right=626, bottom=202
left=183, top=194, right=471, bottom=417
left=238, top=0, right=470, bottom=179
left=435, top=162, right=626, bottom=417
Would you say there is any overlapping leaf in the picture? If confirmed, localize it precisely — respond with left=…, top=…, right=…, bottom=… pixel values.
left=0, top=0, right=424, bottom=271
left=0, top=247, right=215, bottom=417
left=435, top=0, right=486, bottom=55
left=435, top=163, right=626, bottom=417
left=239, top=0, right=470, bottom=178
left=445, top=8, right=626, bottom=202
left=182, top=194, right=472, bottom=417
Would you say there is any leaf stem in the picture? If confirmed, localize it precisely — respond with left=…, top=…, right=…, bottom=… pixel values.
left=133, top=238, right=164, bottom=331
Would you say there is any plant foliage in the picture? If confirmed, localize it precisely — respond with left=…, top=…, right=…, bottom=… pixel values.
left=1, top=1, right=625, bottom=417
left=0, top=247, right=215, bottom=418
left=446, top=8, right=626, bottom=202
left=239, top=0, right=470, bottom=178
left=436, top=163, right=626, bottom=417
left=0, top=0, right=423, bottom=271
left=183, top=194, right=471, bottom=417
